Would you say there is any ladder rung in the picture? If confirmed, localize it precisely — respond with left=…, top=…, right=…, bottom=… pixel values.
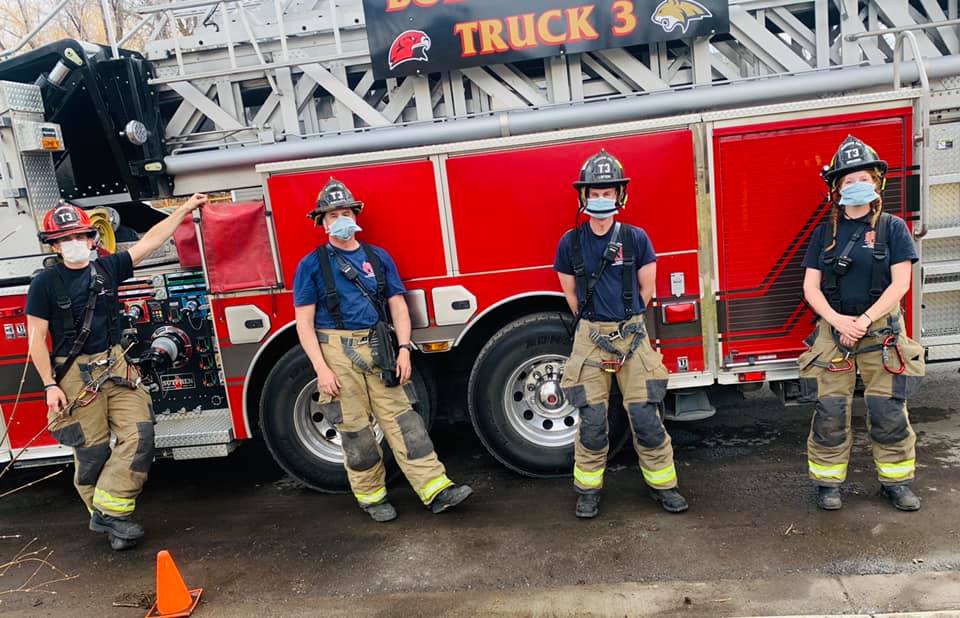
left=921, top=334, right=960, bottom=347
left=922, top=226, right=960, bottom=240
left=923, top=259, right=960, bottom=277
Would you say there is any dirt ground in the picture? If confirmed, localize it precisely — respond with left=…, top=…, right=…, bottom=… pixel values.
left=1, top=364, right=958, bottom=616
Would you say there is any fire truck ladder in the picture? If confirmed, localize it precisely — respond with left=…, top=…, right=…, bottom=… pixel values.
left=0, top=0, right=958, bottom=357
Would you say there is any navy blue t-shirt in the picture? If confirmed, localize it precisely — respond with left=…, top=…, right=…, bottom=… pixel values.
left=802, top=213, right=917, bottom=312
left=293, top=244, right=406, bottom=330
left=554, top=223, right=657, bottom=321
left=26, top=252, right=133, bottom=355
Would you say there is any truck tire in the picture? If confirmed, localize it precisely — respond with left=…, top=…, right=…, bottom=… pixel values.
left=468, top=312, right=629, bottom=477
left=259, top=346, right=433, bottom=493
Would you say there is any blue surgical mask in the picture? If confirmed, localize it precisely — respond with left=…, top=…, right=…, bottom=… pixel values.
left=328, top=216, right=361, bottom=240
left=585, top=197, right=617, bottom=219
left=839, top=181, right=879, bottom=206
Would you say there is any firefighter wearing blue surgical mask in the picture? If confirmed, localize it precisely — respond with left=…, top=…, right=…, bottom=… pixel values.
left=799, top=135, right=925, bottom=512
left=553, top=150, right=688, bottom=519
left=292, top=177, right=472, bottom=522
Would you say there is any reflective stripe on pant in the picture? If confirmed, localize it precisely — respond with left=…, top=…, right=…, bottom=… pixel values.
left=48, top=346, right=154, bottom=518
left=560, top=317, right=676, bottom=493
left=798, top=315, right=923, bottom=486
left=316, top=329, right=451, bottom=506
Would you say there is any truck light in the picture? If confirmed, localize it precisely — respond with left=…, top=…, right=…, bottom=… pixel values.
left=421, top=341, right=452, bottom=353
left=738, top=371, right=766, bottom=383
left=661, top=302, right=698, bottom=324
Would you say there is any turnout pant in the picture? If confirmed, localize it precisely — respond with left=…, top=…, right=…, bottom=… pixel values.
left=316, top=328, right=452, bottom=507
left=560, top=316, right=676, bottom=494
left=48, top=346, right=154, bottom=518
left=798, top=313, right=925, bottom=486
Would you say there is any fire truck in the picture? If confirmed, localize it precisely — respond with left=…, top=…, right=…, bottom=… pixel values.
left=0, top=0, right=957, bottom=491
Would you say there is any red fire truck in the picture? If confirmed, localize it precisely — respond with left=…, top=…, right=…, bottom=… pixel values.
left=0, top=41, right=950, bottom=492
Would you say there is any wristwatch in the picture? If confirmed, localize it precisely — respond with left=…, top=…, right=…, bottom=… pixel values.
left=399, top=342, right=417, bottom=352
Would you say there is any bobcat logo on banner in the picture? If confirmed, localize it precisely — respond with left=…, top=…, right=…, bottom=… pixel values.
left=651, top=0, right=714, bottom=34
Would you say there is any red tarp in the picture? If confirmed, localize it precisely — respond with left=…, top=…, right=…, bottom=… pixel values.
left=172, top=201, right=277, bottom=293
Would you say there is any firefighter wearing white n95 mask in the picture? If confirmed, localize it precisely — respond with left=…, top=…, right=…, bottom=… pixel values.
left=26, top=195, right=207, bottom=551
left=554, top=150, right=688, bottom=519
left=293, top=177, right=473, bottom=522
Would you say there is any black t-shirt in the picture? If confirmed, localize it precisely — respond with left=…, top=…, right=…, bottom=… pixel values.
left=554, top=223, right=657, bottom=321
left=26, top=252, right=134, bottom=355
left=802, top=213, right=917, bottom=312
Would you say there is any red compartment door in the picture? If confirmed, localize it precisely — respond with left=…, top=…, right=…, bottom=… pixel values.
left=713, top=108, right=912, bottom=367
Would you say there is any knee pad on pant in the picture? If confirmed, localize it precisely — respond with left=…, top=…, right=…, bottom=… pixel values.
left=130, top=422, right=155, bottom=474
left=396, top=410, right=434, bottom=460
left=645, top=379, right=668, bottom=404
left=562, top=384, right=588, bottom=409
left=811, top=396, right=848, bottom=447
left=341, top=427, right=381, bottom=471
left=627, top=402, right=666, bottom=449
left=75, top=442, right=111, bottom=486
left=865, top=396, right=911, bottom=444
left=578, top=403, right=608, bottom=451
left=51, top=422, right=85, bottom=448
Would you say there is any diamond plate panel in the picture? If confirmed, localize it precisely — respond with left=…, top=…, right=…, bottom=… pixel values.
left=920, top=290, right=960, bottom=338
left=928, top=184, right=960, bottom=230
left=921, top=237, right=960, bottom=263
left=927, top=343, right=960, bottom=361
left=154, top=408, right=233, bottom=448
left=171, top=444, right=234, bottom=460
left=0, top=82, right=44, bottom=114
left=929, top=123, right=960, bottom=178
left=22, top=153, right=61, bottom=217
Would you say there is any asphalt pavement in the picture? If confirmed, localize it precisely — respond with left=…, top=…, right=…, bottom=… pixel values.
left=1, top=364, right=958, bottom=616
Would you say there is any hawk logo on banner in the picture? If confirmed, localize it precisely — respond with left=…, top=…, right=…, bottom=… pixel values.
left=388, top=29, right=432, bottom=70
left=651, top=0, right=713, bottom=34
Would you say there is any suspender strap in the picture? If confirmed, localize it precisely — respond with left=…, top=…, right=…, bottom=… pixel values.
left=575, top=222, right=622, bottom=321
left=360, top=243, right=388, bottom=321
left=570, top=226, right=587, bottom=305
left=91, top=261, right=119, bottom=346
left=315, top=246, right=344, bottom=329
left=53, top=265, right=106, bottom=383
left=870, top=212, right=892, bottom=303
left=330, top=246, right=388, bottom=323
left=821, top=222, right=867, bottom=312
left=50, top=268, right=74, bottom=359
left=620, top=224, right=635, bottom=318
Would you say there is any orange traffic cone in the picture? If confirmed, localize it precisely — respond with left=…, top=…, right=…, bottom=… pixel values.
left=146, top=550, right=203, bottom=618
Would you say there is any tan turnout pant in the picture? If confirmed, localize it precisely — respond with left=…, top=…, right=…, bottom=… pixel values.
left=316, top=328, right=452, bottom=506
left=48, top=346, right=154, bottom=518
left=560, top=316, right=677, bottom=493
left=798, top=313, right=925, bottom=486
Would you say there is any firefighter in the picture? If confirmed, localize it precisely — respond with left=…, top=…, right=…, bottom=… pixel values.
left=800, top=135, right=925, bottom=511
left=555, top=150, right=688, bottom=518
left=25, top=194, right=208, bottom=550
left=293, top=178, right=473, bottom=522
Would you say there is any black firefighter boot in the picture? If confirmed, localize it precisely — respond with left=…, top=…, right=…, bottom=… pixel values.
left=575, top=492, right=600, bottom=518
left=362, top=500, right=398, bottom=522
left=89, top=510, right=145, bottom=544
left=109, top=535, right=140, bottom=551
left=430, top=484, right=473, bottom=514
left=649, top=488, right=689, bottom=513
left=881, top=484, right=921, bottom=511
left=816, top=485, right=842, bottom=510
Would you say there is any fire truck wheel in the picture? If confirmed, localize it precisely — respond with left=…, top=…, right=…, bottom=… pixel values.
left=259, top=346, right=434, bottom=493
left=468, top=312, right=629, bottom=478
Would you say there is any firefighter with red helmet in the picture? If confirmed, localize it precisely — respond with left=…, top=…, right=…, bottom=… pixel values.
left=25, top=194, right=207, bottom=550
left=554, top=150, right=688, bottom=518
left=292, top=178, right=472, bottom=522
left=800, top=135, right=925, bottom=511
